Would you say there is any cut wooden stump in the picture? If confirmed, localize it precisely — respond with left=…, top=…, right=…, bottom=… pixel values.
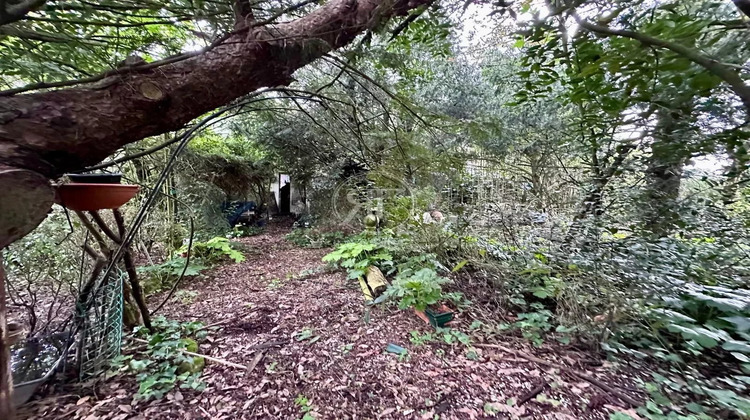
left=357, top=276, right=373, bottom=301
left=365, top=266, right=388, bottom=297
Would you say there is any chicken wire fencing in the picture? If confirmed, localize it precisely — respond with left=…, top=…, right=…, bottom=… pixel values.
left=77, top=269, right=124, bottom=379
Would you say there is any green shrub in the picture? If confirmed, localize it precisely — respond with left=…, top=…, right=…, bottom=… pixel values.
left=385, top=267, right=450, bottom=311
left=178, top=236, right=245, bottom=265
left=322, top=239, right=394, bottom=279
left=137, top=258, right=207, bottom=294
left=109, top=317, right=208, bottom=400
left=227, top=224, right=264, bottom=239
left=652, top=286, right=750, bottom=362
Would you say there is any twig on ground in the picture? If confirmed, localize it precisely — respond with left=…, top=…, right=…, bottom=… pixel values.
left=474, top=343, right=641, bottom=408
left=517, top=381, right=549, bottom=406
left=247, top=352, right=264, bottom=373
left=193, top=307, right=257, bottom=332
left=132, top=338, right=248, bottom=370
left=248, top=340, right=288, bottom=351
left=195, top=318, right=235, bottom=332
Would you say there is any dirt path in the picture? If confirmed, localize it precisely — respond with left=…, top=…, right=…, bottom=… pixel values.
left=19, top=223, right=641, bottom=419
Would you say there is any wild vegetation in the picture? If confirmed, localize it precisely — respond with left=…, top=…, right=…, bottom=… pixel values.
left=1, top=0, right=750, bottom=419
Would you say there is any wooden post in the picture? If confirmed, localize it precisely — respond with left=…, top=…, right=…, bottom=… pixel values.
left=112, top=209, right=152, bottom=330
left=0, top=252, right=15, bottom=419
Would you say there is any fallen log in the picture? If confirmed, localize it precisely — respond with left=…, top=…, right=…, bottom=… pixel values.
left=365, top=266, right=388, bottom=297
left=357, top=276, right=373, bottom=301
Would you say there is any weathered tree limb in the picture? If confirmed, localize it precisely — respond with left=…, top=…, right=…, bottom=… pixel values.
left=574, top=14, right=750, bottom=117
left=0, top=0, right=46, bottom=26
left=132, top=338, right=249, bottom=370
left=0, top=167, right=54, bottom=249
left=233, top=0, right=255, bottom=28
left=88, top=211, right=121, bottom=243
left=74, top=211, right=109, bottom=252
left=517, top=381, right=549, bottom=406
left=0, top=0, right=431, bottom=179
left=563, top=143, right=635, bottom=245
left=77, top=243, right=107, bottom=315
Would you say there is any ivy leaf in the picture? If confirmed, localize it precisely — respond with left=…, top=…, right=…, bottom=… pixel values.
left=723, top=340, right=750, bottom=354
left=721, top=316, right=750, bottom=333
left=129, top=359, right=151, bottom=371
left=667, top=324, right=721, bottom=348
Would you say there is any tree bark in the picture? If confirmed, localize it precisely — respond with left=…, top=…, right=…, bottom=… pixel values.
left=112, top=209, right=151, bottom=330
left=0, top=167, right=54, bottom=249
left=0, top=253, right=14, bottom=420
left=86, top=210, right=149, bottom=330
left=643, top=103, right=694, bottom=236
left=564, top=143, right=634, bottom=245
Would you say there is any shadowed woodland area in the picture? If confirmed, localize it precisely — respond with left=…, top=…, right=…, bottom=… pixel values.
left=1, top=0, right=750, bottom=419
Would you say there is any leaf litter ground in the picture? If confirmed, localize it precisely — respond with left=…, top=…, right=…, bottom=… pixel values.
left=18, top=220, right=644, bottom=419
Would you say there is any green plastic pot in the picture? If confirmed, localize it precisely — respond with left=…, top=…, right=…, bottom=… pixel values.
left=425, top=307, right=454, bottom=328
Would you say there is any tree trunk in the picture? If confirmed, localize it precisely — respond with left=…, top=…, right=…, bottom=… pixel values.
left=643, top=104, right=694, bottom=236
left=113, top=209, right=151, bottom=330
left=121, top=280, right=142, bottom=330
left=564, top=144, right=634, bottom=245
left=0, top=253, right=14, bottom=420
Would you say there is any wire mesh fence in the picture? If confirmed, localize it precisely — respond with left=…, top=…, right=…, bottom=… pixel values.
left=78, top=269, right=124, bottom=379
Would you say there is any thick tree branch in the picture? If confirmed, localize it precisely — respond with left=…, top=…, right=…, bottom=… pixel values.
left=0, top=0, right=327, bottom=97
left=574, top=15, right=750, bottom=117
left=733, top=0, right=750, bottom=19
left=0, top=0, right=45, bottom=26
left=0, top=0, right=430, bottom=178
left=389, top=0, right=434, bottom=41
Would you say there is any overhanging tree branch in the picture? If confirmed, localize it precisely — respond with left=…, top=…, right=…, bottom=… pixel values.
left=0, top=0, right=46, bottom=26
left=0, top=0, right=432, bottom=178
left=574, top=14, right=750, bottom=117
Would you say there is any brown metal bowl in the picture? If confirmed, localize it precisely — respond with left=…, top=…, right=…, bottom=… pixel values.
left=56, top=183, right=139, bottom=211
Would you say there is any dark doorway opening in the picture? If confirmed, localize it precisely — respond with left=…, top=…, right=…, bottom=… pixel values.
left=280, top=181, right=291, bottom=214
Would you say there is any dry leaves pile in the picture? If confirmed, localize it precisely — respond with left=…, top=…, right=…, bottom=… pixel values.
left=18, top=221, right=642, bottom=419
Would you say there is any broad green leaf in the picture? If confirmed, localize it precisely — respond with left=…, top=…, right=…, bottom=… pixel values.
left=723, top=340, right=750, bottom=354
